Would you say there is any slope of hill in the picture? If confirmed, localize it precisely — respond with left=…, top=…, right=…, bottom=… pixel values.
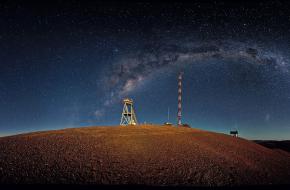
left=0, top=125, right=289, bottom=185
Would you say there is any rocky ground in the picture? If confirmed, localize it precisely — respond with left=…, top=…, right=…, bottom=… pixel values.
left=0, top=125, right=289, bottom=185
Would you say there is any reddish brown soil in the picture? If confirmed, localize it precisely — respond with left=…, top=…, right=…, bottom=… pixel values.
left=0, top=125, right=289, bottom=185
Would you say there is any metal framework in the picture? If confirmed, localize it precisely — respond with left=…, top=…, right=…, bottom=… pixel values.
left=120, top=98, right=138, bottom=126
left=177, top=72, right=183, bottom=126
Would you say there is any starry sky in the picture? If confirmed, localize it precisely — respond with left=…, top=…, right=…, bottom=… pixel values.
left=1, top=0, right=290, bottom=140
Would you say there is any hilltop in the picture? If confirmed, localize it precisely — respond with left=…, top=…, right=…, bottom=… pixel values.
left=0, top=125, right=289, bottom=185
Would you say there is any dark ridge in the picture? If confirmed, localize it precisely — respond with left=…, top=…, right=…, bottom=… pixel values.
left=253, top=140, right=290, bottom=153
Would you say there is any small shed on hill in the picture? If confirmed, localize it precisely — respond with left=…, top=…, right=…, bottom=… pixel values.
left=230, top=130, right=238, bottom=137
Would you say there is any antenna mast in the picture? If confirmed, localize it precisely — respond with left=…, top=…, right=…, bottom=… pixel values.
left=177, top=72, right=183, bottom=126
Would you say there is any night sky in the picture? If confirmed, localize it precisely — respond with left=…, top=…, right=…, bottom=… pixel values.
left=1, top=1, right=290, bottom=139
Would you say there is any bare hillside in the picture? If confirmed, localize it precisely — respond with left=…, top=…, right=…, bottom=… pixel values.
left=0, top=125, right=289, bottom=185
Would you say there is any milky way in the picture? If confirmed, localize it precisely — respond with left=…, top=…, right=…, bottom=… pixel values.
left=96, top=38, right=290, bottom=117
left=1, top=1, right=290, bottom=139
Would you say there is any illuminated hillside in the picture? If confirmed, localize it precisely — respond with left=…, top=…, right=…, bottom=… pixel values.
left=0, top=125, right=289, bottom=185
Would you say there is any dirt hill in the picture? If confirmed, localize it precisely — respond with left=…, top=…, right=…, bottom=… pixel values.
left=0, top=125, right=289, bottom=185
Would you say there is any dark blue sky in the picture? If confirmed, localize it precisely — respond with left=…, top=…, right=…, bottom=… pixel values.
left=1, top=1, right=290, bottom=139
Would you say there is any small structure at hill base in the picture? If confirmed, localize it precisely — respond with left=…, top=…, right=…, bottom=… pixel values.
left=120, top=98, right=138, bottom=126
left=180, top=123, right=191, bottom=128
left=230, top=130, right=238, bottom=137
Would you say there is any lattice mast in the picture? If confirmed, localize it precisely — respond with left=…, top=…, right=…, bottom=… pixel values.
left=120, top=98, right=138, bottom=126
left=177, top=72, right=183, bottom=126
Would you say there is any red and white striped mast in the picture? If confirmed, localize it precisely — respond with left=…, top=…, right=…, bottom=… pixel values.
left=177, top=72, right=183, bottom=126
